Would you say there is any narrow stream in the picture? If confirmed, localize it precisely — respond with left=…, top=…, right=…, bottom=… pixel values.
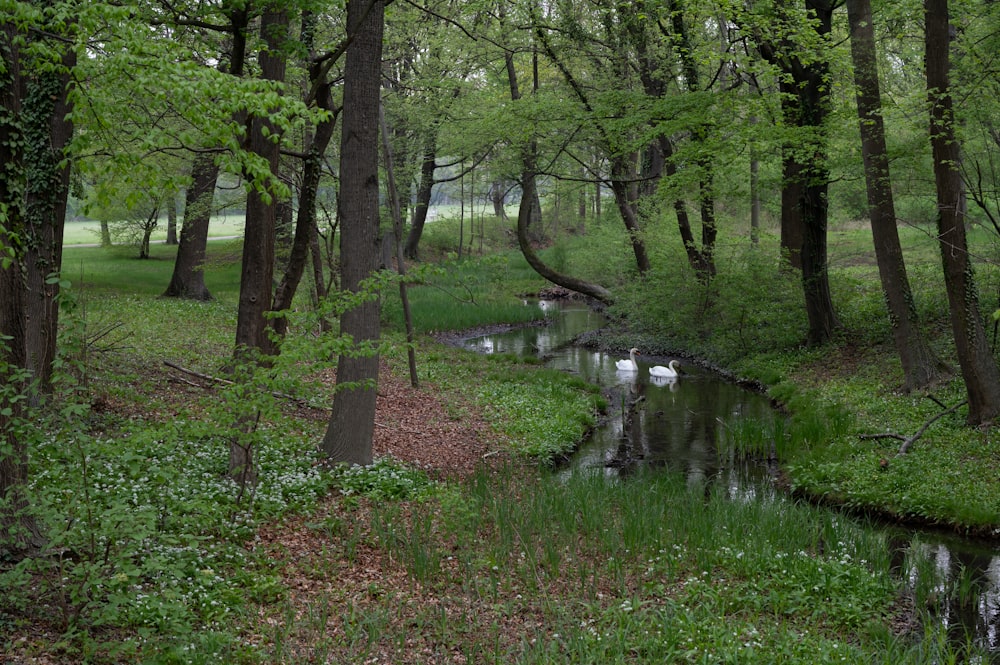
left=460, top=299, right=1000, bottom=659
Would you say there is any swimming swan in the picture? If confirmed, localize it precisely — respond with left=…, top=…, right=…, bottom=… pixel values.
left=615, top=347, right=639, bottom=371
left=649, top=360, right=680, bottom=379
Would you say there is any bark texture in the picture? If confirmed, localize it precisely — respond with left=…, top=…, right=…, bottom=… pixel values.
left=0, top=20, right=45, bottom=557
left=847, top=0, right=945, bottom=392
left=759, top=0, right=840, bottom=345
left=925, top=0, right=1000, bottom=424
left=235, top=7, right=289, bottom=357
left=163, top=4, right=249, bottom=301
left=322, top=0, right=386, bottom=465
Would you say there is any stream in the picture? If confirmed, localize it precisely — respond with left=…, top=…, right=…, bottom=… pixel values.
left=460, top=299, right=1000, bottom=659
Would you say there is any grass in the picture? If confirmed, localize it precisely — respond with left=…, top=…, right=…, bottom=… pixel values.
left=63, top=214, right=247, bottom=245
left=382, top=253, right=549, bottom=334
left=568, top=208, right=1000, bottom=534
left=256, top=467, right=954, bottom=664
left=2, top=223, right=989, bottom=662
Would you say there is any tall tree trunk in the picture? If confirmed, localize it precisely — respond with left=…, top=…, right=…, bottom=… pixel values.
left=608, top=154, right=652, bottom=274
left=163, top=4, right=249, bottom=300
left=0, top=19, right=46, bottom=558
left=665, top=0, right=717, bottom=278
left=322, top=0, right=386, bottom=466
left=231, top=8, right=290, bottom=483
left=270, top=11, right=339, bottom=340
left=847, top=0, right=946, bottom=392
left=235, top=7, right=289, bottom=358
left=23, top=48, right=74, bottom=396
left=925, top=0, right=1000, bottom=424
left=163, top=155, right=216, bottom=300
left=379, top=104, right=419, bottom=388
left=0, top=249, right=44, bottom=558
left=660, top=135, right=710, bottom=276
left=403, top=133, right=437, bottom=260
left=760, top=1, right=839, bottom=345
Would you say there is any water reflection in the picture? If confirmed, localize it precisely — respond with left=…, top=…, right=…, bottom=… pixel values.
left=459, top=299, right=1000, bottom=660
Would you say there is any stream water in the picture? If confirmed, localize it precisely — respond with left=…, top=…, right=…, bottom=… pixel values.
left=460, top=299, right=1000, bottom=660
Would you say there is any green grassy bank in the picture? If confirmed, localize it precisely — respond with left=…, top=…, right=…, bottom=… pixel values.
left=0, top=235, right=982, bottom=663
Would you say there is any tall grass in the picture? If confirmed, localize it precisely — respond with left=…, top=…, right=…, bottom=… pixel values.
left=260, top=466, right=965, bottom=664
left=382, top=253, right=549, bottom=334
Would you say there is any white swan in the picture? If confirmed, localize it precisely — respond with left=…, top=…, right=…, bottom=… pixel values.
left=615, top=347, right=639, bottom=371
left=649, top=360, right=680, bottom=379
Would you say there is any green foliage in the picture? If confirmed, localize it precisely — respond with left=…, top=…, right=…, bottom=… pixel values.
left=273, top=466, right=961, bottom=664
left=330, top=457, right=437, bottom=501
left=382, top=253, right=549, bottom=334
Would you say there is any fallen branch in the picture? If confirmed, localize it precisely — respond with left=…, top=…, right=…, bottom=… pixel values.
left=860, top=398, right=967, bottom=461
left=858, top=432, right=905, bottom=442
left=163, top=359, right=427, bottom=435
left=896, top=400, right=967, bottom=456
left=162, top=359, right=323, bottom=410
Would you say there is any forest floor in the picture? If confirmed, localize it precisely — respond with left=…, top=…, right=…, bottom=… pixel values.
left=241, top=360, right=525, bottom=663
left=6, top=354, right=508, bottom=664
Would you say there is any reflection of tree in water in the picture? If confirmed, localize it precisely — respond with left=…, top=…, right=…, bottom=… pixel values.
left=891, top=535, right=1000, bottom=653
left=606, top=376, right=644, bottom=474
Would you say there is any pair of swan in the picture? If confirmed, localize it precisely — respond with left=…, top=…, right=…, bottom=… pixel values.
left=615, top=348, right=680, bottom=378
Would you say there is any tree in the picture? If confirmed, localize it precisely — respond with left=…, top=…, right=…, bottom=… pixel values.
left=162, top=3, right=251, bottom=302
left=532, top=3, right=654, bottom=277
left=756, top=0, right=840, bottom=346
left=16, top=6, right=75, bottom=397
left=506, top=41, right=613, bottom=303
left=230, top=6, right=292, bottom=483
left=322, top=0, right=386, bottom=465
left=269, top=9, right=342, bottom=341
left=924, top=0, right=1000, bottom=425
left=0, top=2, right=77, bottom=557
left=845, top=0, right=946, bottom=392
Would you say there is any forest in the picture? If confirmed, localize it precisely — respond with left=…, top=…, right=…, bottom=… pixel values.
left=4, top=0, right=1000, bottom=662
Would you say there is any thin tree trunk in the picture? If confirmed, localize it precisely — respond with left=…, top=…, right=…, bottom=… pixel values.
left=925, top=0, right=1000, bottom=424
left=665, top=0, right=717, bottom=278
left=403, top=135, right=436, bottom=261
left=138, top=206, right=158, bottom=259
left=270, top=10, right=339, bottom=340
left=847, top=0, right=946, bottom=392
left=322, top=0, right=386, bottom=465
left=380, top=104, right=419, bottom=387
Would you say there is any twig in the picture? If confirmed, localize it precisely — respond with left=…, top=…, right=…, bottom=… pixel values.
left=859, top=432, right=906, bottom=442
left=164, top=359, right=432, bottom=437
left=167, top=374, right=204, bottom=389
left=163, top=359, right=234, bottom=386
left=896, top=400, right=967, bottom=456
left=162, top=360, right=325, bottom=410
